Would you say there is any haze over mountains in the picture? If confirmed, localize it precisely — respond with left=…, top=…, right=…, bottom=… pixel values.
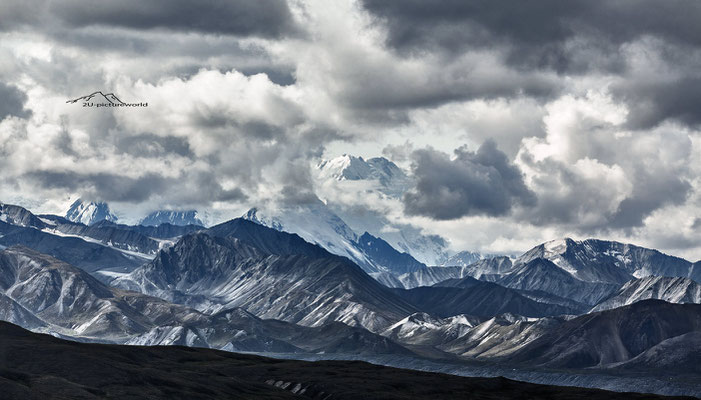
left=1, top=193, right=701, bottom=397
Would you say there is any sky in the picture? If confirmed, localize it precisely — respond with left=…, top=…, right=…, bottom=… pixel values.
left=1, top=0, right=700, bottom=259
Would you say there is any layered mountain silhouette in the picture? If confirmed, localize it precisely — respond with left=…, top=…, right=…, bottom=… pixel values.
left=1, top=199, right=701, bottom=397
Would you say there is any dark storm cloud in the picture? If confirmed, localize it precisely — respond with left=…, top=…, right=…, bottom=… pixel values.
left=0, top=83, right=31, bottom=119
left=114, top=134, right=194, bottom=158
left=609, top=170, right=691, bottom=229
left=362, top=0, right=701, bottom=128
left=51, top=0, right=298, bottom=38
left=403, top=141, right=536, bottom=220
left=0, top=0, right=44, bottom=31
left=24, top=170, right=247, bottom=204
left=614, top=77, right=701, bottom=129
left=25, top=171, right=171, bottom=202
left=362, top=0, right=701, bottom=71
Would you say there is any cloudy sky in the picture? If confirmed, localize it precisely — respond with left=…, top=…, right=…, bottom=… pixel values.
left=1, top=0, right=700, bottom=259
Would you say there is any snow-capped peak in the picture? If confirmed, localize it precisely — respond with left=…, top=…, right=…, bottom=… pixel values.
left=65, top=199, right=117, bottom=226
left=316, top=154, right=411, bottom=195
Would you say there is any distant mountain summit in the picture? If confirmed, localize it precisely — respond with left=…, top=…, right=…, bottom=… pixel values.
left=65, top=199, right=117, bottom=226
left=140, top=210, right=204, bottom=227
left=316, top=155, right=411, bottom=196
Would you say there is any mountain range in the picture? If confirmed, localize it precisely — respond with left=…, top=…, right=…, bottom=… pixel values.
left=0, top=198, right=700, bottom=397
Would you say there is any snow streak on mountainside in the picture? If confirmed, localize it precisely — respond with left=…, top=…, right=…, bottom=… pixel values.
left=435, top=238, right=701, bottom=305
left=244, top=203, right=380, bottom=273
left=243, top=204, right=426, bottom=275
left=517, top=238, right=699, bottom=283
left=592, top=276, right=701, bottom=312
left=140, top=210, right=204, bottom=227
left=0, top=246, right=409, bottom=356
left=114, top=219, right=419, bottom=332
left=65, top=199, right=117, bottom=226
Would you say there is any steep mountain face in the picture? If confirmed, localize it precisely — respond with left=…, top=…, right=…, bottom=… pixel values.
left=65, top=199, right=117, bottom=225
left=115, top=220, right=419, bottom=332
left=314, top=155, right=450, bottom=266
left=0, top=202, right=46, bottom=229
left=466, top=238, right=701, bottom=305
left=140, top=210, right=204, bottom=227
left=244, top=204, right=380, bottom=273
left=611, top=331, right=701, bottom=374
left=457, top=256, right=514, bottom=280
left=0, top=246, right=204, bottom=340
left=592, top=276, right=701, bottom=312
left=356, top=232, right=426, bottom=274
left=376, top=266, right=472, bottom=289
left=517, top=238, right=698, bottom=283
left=381, top=312, right=483, bottom=346
left=244, top=205, right=426, bottom=275
left=0, top=246, right=412, bottom=356
left=373, top=257, right=515, bottom=289
left=0, top=293, right=46, bottom=330
left=433, top=277, right=590, bottom=314
left=505, top=300, right=701, bottom=369
left=391, top=282, right=579, bottom=318
left=496, top=258, right=619, bottom=305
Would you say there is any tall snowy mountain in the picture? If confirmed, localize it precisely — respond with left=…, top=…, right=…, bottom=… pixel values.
left=65, top=199, right=118, bottom=225
left=316, top=154, right=412, bottom=196
left=139, top=210, right=204, bottom=227
left=314, top=155, right=452, bottom=265
left=243, top=204, right=426, bottom=275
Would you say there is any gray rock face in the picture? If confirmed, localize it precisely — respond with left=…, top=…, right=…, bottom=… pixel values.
left=0, top=246, right=411, bottom=355
left=504, top=300, right=701, bottom=369
left=392, top=282, right=581, bottom=318
left=115, top=220, right=419, bottom=332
